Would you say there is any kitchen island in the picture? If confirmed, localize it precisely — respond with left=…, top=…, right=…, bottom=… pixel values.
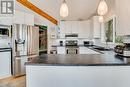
left=26, top=51, right=130, bottom=87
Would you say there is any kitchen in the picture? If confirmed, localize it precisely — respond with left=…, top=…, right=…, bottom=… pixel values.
left=1, top=0, right=130, bottom=87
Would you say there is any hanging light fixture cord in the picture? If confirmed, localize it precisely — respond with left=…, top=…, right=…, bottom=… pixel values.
left=63, top=0, right=66, bottom=3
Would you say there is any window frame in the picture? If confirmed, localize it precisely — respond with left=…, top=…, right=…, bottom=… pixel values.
left=104, top=15, right=116, bottom=44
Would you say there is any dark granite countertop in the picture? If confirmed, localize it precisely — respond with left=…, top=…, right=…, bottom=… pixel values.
left=25, top=51, right=130, bottom=66
left=52, top=45, right=66, bottom=47
left=51, top=45, right=92, bottom=47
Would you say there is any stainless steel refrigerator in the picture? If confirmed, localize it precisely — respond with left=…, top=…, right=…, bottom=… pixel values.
left=12, top=24, right=39, bottom=76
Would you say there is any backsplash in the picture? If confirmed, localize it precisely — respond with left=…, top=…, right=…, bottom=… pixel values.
left=52, top=39, right=92, bottom=46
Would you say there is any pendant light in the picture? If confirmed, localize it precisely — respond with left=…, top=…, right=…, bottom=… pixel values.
left=60, top=0, right=69, bottom=17
left=99, top=16, right=104, bottom=23
left=97, top=0, right=108, bottom=16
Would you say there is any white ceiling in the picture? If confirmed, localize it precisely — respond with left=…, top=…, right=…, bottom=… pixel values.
left=28, top=0, right=101, bottom=21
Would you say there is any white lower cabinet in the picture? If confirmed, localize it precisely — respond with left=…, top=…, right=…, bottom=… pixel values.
left=79, top=47, right=100, bottom=54
left=57, top=47, right=66, bottom=54
left=0, top=50, right=11, bottom=79
left=57, top=47, right=100, bottom=54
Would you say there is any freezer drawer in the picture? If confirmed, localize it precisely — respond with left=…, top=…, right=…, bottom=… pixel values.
left=13, top=56, right=28, bottom=76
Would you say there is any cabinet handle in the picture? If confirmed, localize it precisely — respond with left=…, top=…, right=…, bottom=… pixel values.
left=67, top=49, right=68, bottom=54
left=76, top=49, right=78, bottom=54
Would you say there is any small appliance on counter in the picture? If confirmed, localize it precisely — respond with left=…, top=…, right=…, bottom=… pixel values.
left=123, top=43, right=130, bottom=57
left=114, top=45, right=125, bottom=54
left=114, top=43, right=130, bottom=57
left=60, top=41, right=63, bottom=46
left=84, top=41, right=93, bottom=46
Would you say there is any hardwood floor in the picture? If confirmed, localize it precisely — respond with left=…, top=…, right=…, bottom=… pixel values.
left=0, top=76, right=26, bottom=87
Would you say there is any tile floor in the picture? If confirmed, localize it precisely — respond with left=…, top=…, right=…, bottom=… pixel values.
left=0, top=76, right=25, bottom=87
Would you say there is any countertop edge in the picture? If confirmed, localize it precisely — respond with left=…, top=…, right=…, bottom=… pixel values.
left=25, top=62, right=130, bottom=66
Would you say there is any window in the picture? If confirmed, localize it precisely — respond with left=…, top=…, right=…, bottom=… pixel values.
left=104, top=16, right=123, bottom=44
left=105, top=19, right=114, bottom=42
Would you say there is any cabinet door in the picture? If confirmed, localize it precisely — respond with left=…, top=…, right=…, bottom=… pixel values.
left=57, top=47, right=66, bottom=54
left=65, top=21, right=72, bottom=34
left=24, top=13, right=34, bottom=26
left=0, top=51, right=11, bottom=79
left=71, top=21, right=79, bottom=34
left=59, top=21, right=66, bottom=38
left=93, top=16, right=101, bottom=38
left=13, top=10, right=24, bottom=24
left=79, top=21, right=90, bottom=38
left=84, top=21, right=91, bottom=38
left=79, top=21, right=84, bottom=38
left=89, top=19, right=94, bottom=39
left=0, top=17, right=13, bottom=25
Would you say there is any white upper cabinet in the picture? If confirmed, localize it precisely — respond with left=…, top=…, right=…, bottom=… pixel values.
left=24, top=13, right=34, bottom=26
left=116, top=0, right=130, bottom=35
left=0, top=17, right=13, bottom=25
left=71, top=21, right=79, bottom=34
left=65, top=21, right=79, bottom=34
left=65, top=21, right=72, bottom=34
left=13, top=10, right=34, bottom=25
left=78, top=21, right=91, bottom=38
left=59, top=21, right=66, bottom=38
left=13, top=10, right=25, bottom=24
left=91, top=16, right=101, bottom=38
left=59, top=20, right=91, bottom=38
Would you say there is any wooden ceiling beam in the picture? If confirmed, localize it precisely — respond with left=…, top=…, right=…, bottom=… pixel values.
left=17, top=0, right=58, bottom=25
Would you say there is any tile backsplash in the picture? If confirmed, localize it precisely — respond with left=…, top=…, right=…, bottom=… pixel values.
left=52, top=39, right=92, bottom=46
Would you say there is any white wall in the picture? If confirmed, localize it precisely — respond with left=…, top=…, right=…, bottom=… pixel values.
left=99, top=0, right=116, bottom=48
left=104, top=0, right=130, bottom=43
left=102, top=0, right=116, bottom=41
left=104, top=0, right=116, bottom=20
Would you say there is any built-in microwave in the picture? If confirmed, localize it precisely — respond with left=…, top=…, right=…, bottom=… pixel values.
left=0, top=25, right=12, bottom=37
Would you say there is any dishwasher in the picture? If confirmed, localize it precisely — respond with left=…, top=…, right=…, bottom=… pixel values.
left=0, top=48, right=12, bottom=79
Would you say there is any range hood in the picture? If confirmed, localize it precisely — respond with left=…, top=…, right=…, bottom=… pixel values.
left=65, top=33, right=78, bottom=38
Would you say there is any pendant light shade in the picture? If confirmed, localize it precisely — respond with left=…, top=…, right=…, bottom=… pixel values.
left=60, top=0, right=69, bottom=17
left=97, top=0, right=108, bottom=16
left=99, top=16, right=104, bottom=23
